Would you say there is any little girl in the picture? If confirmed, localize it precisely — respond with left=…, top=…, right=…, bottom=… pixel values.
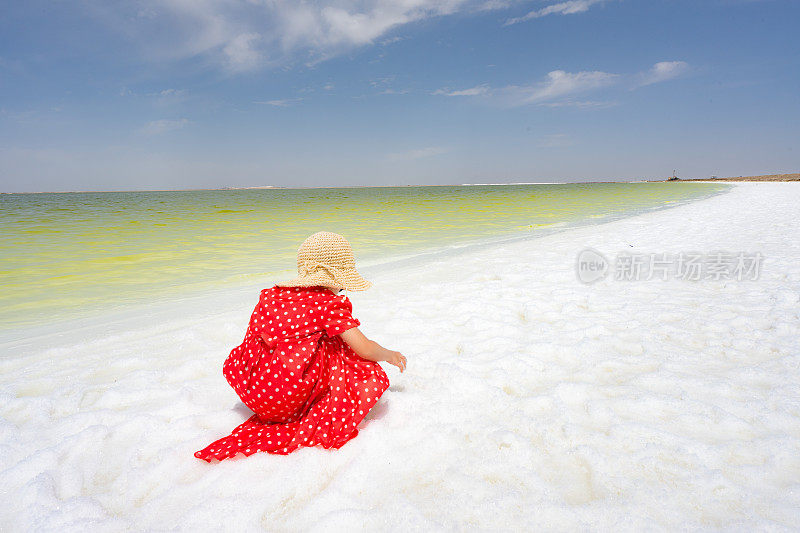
left=195, top=231, right=406, bottom=461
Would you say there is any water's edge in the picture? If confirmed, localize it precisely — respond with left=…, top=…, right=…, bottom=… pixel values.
left=0, top=183, right=733, bottom=350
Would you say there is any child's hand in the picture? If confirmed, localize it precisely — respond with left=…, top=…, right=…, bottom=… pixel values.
left=339, top=328, right=406, bottom=372
left=383, top=350, right=407, bottom=373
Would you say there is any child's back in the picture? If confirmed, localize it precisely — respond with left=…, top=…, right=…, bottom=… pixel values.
left=195, top=285, right=390, bottom=461
left=195, top=232, right=404, bottom=461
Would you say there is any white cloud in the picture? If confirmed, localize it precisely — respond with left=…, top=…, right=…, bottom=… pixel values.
left=369, top=76, right=412, bottom=94
left=222, top=33, right=262, bottom=72
left=434, top=85, right=491, bottom=96
left=509, top=70, right=617, bottom=103
left=435, top=61, right=688, bottom=106
left=387, top=146, right=448, bottom=161
left=379, top=36, right=404, bottom=46
left=85, top=0, right=535, bottom=72
left=254, top=98, right=304, bottom=107
left=437, top=69, right=617, bottom=106
left=157, top=88, right=184, bottom=97
left=637, top=61, right=689, bottom=86
left=539, top=100, right=617, bottom=108
left=505, top=0, right=605, bottom=25
left=370, top=76, right=397, bottom=88
left=152, top=88, right=188, bottom=106
left=119, top=87, right=187, bottom=104
left=140, top=118, right=189, bottom=135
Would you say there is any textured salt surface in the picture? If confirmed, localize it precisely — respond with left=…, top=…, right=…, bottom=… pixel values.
left=1, top=182, right=799, bottom=531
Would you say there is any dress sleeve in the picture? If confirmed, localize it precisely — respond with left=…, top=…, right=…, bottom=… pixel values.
left=247, top=290, right=270, bottom=337
left=324, top=296, right=361, bottom=337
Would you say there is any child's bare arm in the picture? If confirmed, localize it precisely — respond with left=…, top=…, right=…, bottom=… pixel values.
left=339, top=327, right=407, bottom=372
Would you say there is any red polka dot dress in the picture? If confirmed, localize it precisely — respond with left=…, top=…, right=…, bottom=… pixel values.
left=194, top=285, right=390, bottom=461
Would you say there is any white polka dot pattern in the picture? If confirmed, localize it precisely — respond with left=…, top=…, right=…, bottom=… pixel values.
left=194, top=285, right=390, bottom=462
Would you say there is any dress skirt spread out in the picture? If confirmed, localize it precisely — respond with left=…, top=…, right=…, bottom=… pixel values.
left=194, top=285, right=390, bottom=461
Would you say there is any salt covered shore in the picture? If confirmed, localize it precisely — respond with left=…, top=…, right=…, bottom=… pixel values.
left=2, top=182, right=799, bottom=531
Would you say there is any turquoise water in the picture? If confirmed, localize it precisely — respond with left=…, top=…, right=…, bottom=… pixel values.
left=0, top=182, right=728, bottom=330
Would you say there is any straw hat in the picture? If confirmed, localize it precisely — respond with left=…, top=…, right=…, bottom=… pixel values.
left=276, top=231, right=372, bottom=291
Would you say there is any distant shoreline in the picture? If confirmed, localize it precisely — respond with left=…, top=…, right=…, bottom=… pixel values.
left=647, top=172, right=800, bottom=183
left=2, top=172, right=797, bottom=194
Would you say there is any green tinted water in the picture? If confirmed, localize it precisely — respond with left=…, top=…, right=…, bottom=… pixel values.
left=0, top=182, right=728, bottom=330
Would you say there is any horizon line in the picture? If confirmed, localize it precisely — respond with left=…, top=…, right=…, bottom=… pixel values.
left=0, top=176, right=731, bottom=195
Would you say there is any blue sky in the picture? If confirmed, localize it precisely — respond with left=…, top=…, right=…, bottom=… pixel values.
left=1, top=0, right=798, bottom=192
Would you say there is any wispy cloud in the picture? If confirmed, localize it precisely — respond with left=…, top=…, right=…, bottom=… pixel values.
left=254, top=98, right=304, bottom=107
left=222, top=33, right=262, bottom=73
left=370, top=75, right=412, bottom=95
left=505, top=0, right=606, bottom=25
left=539, top=100, right=617, bottom=108
left=380, top=36, right=405, bottom=46
left=437, top=69, right=617, bottom=106
left=140, top=118, right=189, bottom=135
left=370, top=76, right=397, bottom=88
left=387, top=146, right=448, bottom=161
left=156, top=88, right=185, bottom=98
left=84, top=1, right=541, bottom=73
left=636, top=61, right=690, bottom=87
left=120, top=87, right=187, bottom=105
left=435, top=61, right=687, bottom=107
left=152, top=88, right=188, bottom=106
left=505, top=70, right=617, bottom=103
left=434, top=85, right=490, bottom=96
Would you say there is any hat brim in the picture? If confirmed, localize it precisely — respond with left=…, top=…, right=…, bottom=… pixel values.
left=276, top=266, right=372, bottom=291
